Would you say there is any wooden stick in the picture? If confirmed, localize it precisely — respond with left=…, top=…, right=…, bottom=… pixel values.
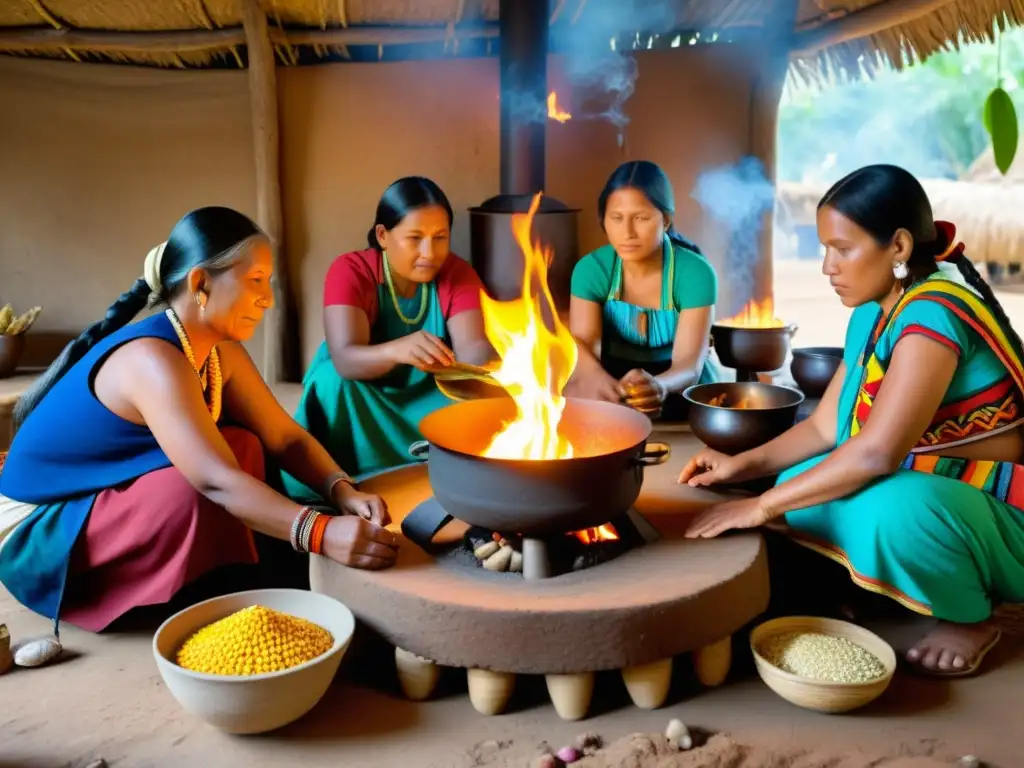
left=0, top=23, right=498, bottom=54
left=791, top=0, right=956, bottom=56
left=241, top=0, right=288, bottom=383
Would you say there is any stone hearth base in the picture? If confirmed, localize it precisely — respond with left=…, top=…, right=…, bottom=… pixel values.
left=310, top=461, right=769, bottom=720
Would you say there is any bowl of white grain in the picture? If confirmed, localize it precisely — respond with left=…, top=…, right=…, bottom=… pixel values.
left=750, top=616, right=897, bottom=713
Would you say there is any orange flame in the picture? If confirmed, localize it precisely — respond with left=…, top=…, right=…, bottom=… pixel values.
left=717, top=297, right=784, bottom=329
left=479, top=193, right=579, bottom=460
left=547, top=91, right=571, bottom=123
left=573, top=524, right=620, bottom=545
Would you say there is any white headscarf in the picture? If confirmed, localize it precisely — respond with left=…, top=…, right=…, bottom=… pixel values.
left=143, top=241, right=167, bottom=302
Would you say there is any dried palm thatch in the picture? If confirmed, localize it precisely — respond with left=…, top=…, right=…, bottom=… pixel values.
left=778, top=177, right=1024, bottom=267
left=0, top=0, right=1020, bottom=76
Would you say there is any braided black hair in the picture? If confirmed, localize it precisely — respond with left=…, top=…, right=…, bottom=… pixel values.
left=14, top=206, right=264, bottom=430
left=819, top=164, right=1024, bottom=356
left=598, top=160, right=704, bottom=255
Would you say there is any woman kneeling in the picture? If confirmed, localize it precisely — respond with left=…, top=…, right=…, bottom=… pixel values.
left=0, top=207, right=398, bottom=634
left=680, top=165, right=1024, bottom=677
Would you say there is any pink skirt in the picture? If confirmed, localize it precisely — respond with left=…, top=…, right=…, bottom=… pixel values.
left=59, top=427, right=265, bottom=632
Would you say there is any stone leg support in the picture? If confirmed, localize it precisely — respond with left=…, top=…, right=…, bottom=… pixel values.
left=467, top=668, right=516, bottom=715
left=693, top=636, right=732, bottom=687
left=395, top=647, right=440, bottom=701
left=545, top=672, right=595, bottom=721
left=621, top=657, right=673, bottom=709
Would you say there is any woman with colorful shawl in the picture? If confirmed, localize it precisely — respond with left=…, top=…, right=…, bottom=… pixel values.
left=0, top=207, right=398, bottom=634
left=678, top=165, right=1024, bottom=677
left=567, top=161, right=720, bottom=419
left=278, top=177, right=493, bottom=503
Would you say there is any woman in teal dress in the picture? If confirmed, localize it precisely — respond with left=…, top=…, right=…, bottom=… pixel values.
left=679, top=164, right=1024, bottom=677
left=567, top=160, right=720, bottom=418
left=279, top=177, right=493, bottom=503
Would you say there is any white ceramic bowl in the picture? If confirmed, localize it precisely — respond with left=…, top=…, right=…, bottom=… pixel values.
left=153, top=588, right=355, bottom=734
left=749, top=616, right=897, bottom=714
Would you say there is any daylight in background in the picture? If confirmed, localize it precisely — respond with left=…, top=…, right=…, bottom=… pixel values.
left=773, top=27, right=1024, bottom=348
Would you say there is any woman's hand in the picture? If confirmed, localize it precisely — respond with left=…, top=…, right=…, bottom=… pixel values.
left=684, top=496, right=771, bottom=539
left=322, top=515, right=400, bottom=570
left=619, top=369, right=667, bottom=414
left=677, top=448, right=756, bottom=487
left=332, top=482, right=390, bottom=526
left=389, top=330, right=455, bottom=371
left=566, top=370, right=623, bottom=404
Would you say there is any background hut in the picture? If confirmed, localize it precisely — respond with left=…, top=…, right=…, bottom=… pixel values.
left=1, top=0, right=1022, bottom=390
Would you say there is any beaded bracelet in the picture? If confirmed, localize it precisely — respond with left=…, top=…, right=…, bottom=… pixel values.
left=325, top=470, right=357, bottom=500
left=290, top=506, right=314, bottom=552
left=298, top=510, right=319, bottom=554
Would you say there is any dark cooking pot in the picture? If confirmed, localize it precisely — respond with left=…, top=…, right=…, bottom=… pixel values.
left=790, top=346, right=843, bottom=399
left=683, top=382, right=804, bottom=456
left=408, top=397, right=670, bottom=535
left=711, top=323, right=798, bottom=373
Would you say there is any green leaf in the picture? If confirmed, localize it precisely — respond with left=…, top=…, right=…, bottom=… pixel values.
left=983, top=86, right=1019, bottom=174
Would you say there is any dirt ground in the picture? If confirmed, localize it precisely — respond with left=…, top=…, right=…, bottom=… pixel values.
left=3, top=260, right=1024, bottom=768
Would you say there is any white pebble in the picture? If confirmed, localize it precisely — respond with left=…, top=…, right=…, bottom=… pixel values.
left=665, top=719, right=692, bottom=750
left=958, top=757, right=980, bottom=768
left=14, top=637, right=62, bottom=668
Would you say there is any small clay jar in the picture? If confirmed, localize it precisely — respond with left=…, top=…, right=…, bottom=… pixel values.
left=0, top=334, right=25, bottom=379
left=0, top=624, right=13, bottom=675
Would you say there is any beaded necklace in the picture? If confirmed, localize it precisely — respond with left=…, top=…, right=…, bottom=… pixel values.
left=382, top=251, right=428, bottom=325
left=165, top=309, right=223, bottom=422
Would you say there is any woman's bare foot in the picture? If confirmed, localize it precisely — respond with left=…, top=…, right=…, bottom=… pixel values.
left=905, top=620, right=1001, bottom=675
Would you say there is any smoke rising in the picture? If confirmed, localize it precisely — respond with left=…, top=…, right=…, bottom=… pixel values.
left=690, top=156, right=775, bottom=309
left=501, top=1, right=678, bottom=137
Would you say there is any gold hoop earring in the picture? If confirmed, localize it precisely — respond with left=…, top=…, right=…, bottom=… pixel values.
left=194, top=292, right=206, bottom=312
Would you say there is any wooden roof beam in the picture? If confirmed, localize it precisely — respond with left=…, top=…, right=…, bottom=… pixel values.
left=791, top=0, right=957, bottom=56
left=0, top=23, right=499, bottom=54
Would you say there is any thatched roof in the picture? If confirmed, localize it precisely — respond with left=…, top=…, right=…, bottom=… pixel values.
left=963, top=145, right=1024, bottom=183
left=778, top=177, right=1024, bottom=266
left=0, top=0, right=1021, bottom=75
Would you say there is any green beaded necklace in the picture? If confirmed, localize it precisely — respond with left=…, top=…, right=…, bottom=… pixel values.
left=382, top=250, right=428, bottom=325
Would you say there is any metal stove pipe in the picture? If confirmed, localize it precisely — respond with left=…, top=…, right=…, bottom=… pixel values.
left=499, top=0, right=548, bottom=195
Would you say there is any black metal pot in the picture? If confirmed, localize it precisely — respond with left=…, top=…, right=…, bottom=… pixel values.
left=711, top=323, right=798, bottom=373
left=683, top=382, right=804, bottom=456
left=790, top=346, right=843, bottom=399
left=408, top=397, right=670, bottom=535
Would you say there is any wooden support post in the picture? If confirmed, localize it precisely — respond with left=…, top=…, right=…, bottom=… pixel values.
left=241, top=0, right=291, bottom=382
left=748, top=0, right=800, bottom=306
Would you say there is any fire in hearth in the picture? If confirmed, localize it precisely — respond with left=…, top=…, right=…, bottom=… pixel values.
left=717, top=296, right=785, bottom=328
left=547, top=91, right=571, bottom=123
left=479, top=192, right=579, bottom=461
left=573, top=524, right=619, bottom=545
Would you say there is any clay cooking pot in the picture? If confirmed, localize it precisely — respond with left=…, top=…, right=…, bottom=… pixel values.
left=711, top=323, right=798, bottom=373
left=0, top=334, right=25, bottom=379
left=408, top=397, right=670, bottom=535
left=790, top=346, right=843, bottom=399
left=684, top=381, right=804, bottom=456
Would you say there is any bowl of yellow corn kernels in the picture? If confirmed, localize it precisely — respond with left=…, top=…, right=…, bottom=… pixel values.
left=153, top=588, right=356, bottom=734
left=749, top=616, right=897, bottom=714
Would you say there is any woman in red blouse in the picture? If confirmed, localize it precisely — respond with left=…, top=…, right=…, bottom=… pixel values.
left=279, top=177, right=493, bottom=500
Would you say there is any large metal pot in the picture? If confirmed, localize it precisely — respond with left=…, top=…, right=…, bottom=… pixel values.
left=711, top=323, right=798, bottom=374
left=408, top=397, right=670, bottom=535
left=684, top=382, right=804, bottom=456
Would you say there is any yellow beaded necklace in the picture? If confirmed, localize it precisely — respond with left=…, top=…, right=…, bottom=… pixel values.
left=382, top=250, right=428, bottom=325
left=165, top=309, right=223, bottom=422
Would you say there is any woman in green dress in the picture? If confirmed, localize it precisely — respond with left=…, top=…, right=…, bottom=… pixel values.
left=680, top=165, right=1024, bottom=677
left=567, top=160, right=720, bottom=418
left=280, top=177, right=493, bottom=502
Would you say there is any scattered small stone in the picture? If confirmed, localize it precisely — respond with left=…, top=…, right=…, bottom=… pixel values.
left=665, top=718, right=693, bottom=750
left=958, top=757, right=981, bottom=768
left=13, top=636, right=62, bottom=668
left=574, top=731, right=603, bottom=754
left=533, top=754, right=557, bottom=768
left=556, top=745, right=581, bottom=763
left=483, top=545, right=514, bottom=571
left=509, top=550, right=523, bottom=573
left=84, top=760, right=107, bottom=768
